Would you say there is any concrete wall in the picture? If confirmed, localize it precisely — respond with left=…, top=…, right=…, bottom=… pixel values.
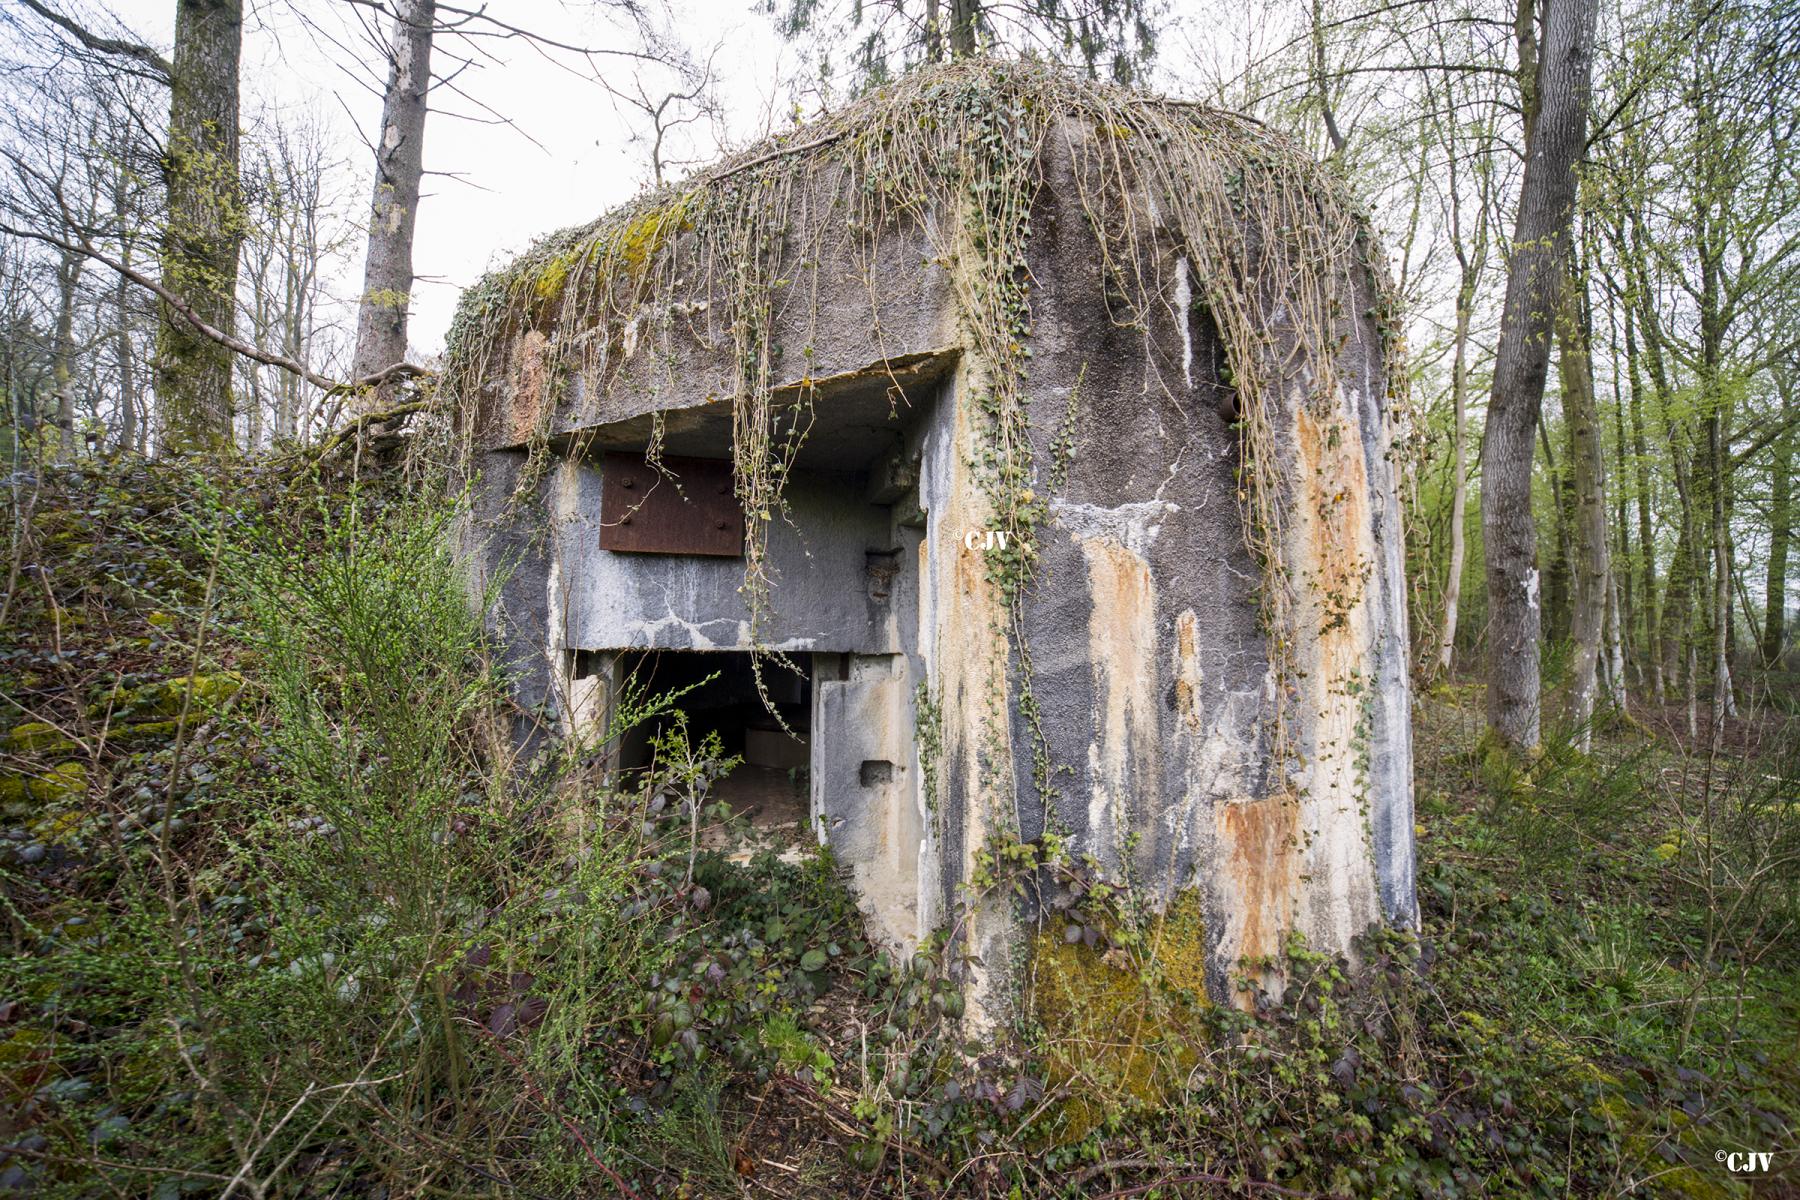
left=548, top=454, right=895, bottom=656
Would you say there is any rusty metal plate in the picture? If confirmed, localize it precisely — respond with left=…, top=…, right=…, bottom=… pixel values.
left=599, top=452, right=743, bottom=557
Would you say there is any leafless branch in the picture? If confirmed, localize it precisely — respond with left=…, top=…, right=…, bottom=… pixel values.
left=14, top=0, right=172, bottom=81
left=0, top=220, right=430, bottom=396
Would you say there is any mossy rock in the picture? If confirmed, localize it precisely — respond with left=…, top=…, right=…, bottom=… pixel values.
left=0, top=762, right=87, bottom=807
left=5, top=721, right=79, bottom=757
left=109, top=720, right=182, bottom=746
left=31, top=805, right=87, bottom=846
left=1027, top=891, right=1209, bottom=1142
left=96, top=672, right=243, bottom=720
left=0, top=1028, right=55, bottom=1096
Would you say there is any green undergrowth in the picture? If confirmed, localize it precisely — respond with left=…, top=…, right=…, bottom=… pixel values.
left=2, top=463, right=1795, bottom=1198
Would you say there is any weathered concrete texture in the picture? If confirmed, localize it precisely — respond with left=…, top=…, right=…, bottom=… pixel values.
left=451, top=69, right=1416, bottom=1028
left=463, top=189, right=957, bottom=458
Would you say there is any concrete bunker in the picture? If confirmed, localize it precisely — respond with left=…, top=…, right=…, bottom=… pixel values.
left=448, top=62, right=1419, bottom=1029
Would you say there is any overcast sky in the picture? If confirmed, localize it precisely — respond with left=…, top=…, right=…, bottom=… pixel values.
left=87, top=0, right=1278, bottom=365
left=109, top=0, right=801, bottom=356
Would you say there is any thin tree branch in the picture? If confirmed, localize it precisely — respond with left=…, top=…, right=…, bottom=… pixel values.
left=14, top=0, right=172, bottom=80
left=0, top=221, right=429, bottom=396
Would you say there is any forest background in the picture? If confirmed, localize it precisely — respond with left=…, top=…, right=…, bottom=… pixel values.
left=1, top=0, right=1797, bottom=1195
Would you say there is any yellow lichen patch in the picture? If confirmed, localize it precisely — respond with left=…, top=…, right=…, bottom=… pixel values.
left=1028, top=891, right=1209, bottom=1142
left=610, top=193, right=694, bottom=275
left=514, top=190, right=694, bottom=322
left=531, top=251, right=577, bottom=302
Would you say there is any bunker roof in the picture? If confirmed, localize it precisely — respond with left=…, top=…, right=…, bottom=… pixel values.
left=442, top=58, right=1396, bottom=461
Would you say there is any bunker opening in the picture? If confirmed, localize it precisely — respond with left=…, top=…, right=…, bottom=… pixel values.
left=614, top=649, right=813, bottom=851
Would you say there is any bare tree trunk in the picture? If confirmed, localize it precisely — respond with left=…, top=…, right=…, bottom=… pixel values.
left=1309, top=0, right=1348, bottom=154
left=1624, top=310, right=1663, bottom=698
left=1436, top=295, right=1472, bottom=679
left=1686, top=42, right=1737, bottom=739
left=242, top=248, right=269, bottom=449
left=277, top=256, right=304, bottom=441
left=1605, top=545, right=1628, bottom=710
left=352, top=0, right=434, bottom=409
left=1662, top=434, right=1700, bottom=697
left=1605, top=279, right=1635, bottom=686
left=1482, top=0, right=1597, bottom=753
left=1635, top=274, right=1696, bottom=711
left=1709, top=407, right=1736, bottom=734
left=115, top=265, right=137, bottom=452
left=1560, top=255, right=1609, bottom=749
left=1544, top=416, right=1574, bottom=643
left=1685, top=638, right=1699, bottom=739
left=949, top=0, right=979, bottom=56
left=51, top=247, right=82, bottom=459
left=155, top=0, right=243, bottom=453
left=1427, top=48, right=1493, bottom=683
left=1764, top=372, right=1794, bottom=668
left=107, top=146, right=140, bottom=454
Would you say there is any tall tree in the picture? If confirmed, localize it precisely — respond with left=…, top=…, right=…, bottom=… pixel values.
left=155, top=0, right=243, bottom=451
left=351, top=0, right=433, bottom=410
left=239, top=112, right=350, bottom=446
left=1560, top=249, right=1611, bottom=745
left=1765, top=369, right=1795, bottom=668
left=1481, top=0, right=1598, bottom=753
left=765, top=0, right=1158, bottom=85
left=1427, top=23, right=1501, bottom=680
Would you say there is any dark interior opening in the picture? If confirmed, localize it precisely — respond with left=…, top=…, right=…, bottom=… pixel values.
left=615, top=650, right=812, bottom=851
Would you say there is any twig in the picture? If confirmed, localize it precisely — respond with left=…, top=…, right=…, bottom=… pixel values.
left=1092, top=1171, right=1330, bottom=1199
left=467, top=1022, right=646, bottom=1200
left=218, top=1075, right=402, bottom=1200
left=303, top=399, right=437, bottom=461
left=13, top=0, right=172, bottom=79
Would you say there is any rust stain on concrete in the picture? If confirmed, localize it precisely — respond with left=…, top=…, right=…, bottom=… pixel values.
left=1172, top=608, right=1204, bottom=733
left=505, top=329, right=551, bottom=447
left=1215, top=792, right=1301, bottom=1000
left=1080, top=535, right=1160, bottom=860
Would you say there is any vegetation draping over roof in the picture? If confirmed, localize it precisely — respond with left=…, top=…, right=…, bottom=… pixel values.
left=443, top=57, right=1403, bottom=768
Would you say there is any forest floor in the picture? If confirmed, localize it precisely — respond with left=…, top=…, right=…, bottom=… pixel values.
left=1, top=458, right=1797, bottom=1199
